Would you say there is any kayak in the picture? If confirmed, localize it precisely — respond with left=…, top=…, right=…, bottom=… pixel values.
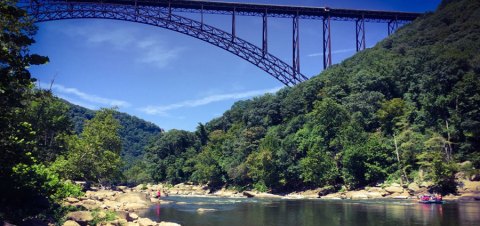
left=418, top=200, right=444, bottom=204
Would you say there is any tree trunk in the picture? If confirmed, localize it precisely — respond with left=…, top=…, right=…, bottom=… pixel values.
left=394, top=134, right=409, bottom=185
left=445, top=120, right=453, bottom=161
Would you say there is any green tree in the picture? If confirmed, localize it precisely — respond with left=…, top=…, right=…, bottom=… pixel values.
left=245, top=134, right=281, bottom=191
left=144, top=129, right=199, bottom=183
left=417, top=134, right=457, bottom=193
left=299, top=149, right=338, bottom=187
left=342, top=134, right=396, bottom=188
left=0, top=1, right=83, bottom=222
left=26, top=90, right=73, bottom=162
left=53, top=109, right=123, bottom=185
left=191, top=146, right=224, bottom=186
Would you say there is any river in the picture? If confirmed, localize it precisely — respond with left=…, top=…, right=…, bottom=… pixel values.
left=137, top=196, right=480, bottom=226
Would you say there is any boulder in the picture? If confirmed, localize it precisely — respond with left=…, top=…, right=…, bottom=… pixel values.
left=82, top=199, right=96, bottom=205
left=118, top=219, right=128, bottom=225
left=407, top=183, right=420, bottom=193
left=115, top=192, right=149, bottom=205
left=117, top=186, right=129, bottom=192
left=103, top=200, right=122, bottom=210
left=384, top=186, right=404, bottom=194
left=127, top=223, right=140, bottom=226
left=317, top=187, right=336, bottom=196
left=62, top=220, right=80, bottom=226
left=351, top=194, right=368, bottom=200
left=243, top=191, right=256, bottom=198
left=80, top=200, right=100, bottom=210
left=128, top=212, right=139, bottom=221
left=365, top=187, right=384, bottom=193
left=137, top=217, right=157, bottom=226
left=66, top=197, right=79, bottom=203
left=366, top=192, right=384, bottom=199
left=124, top=202, right=148, bottom=211
left=345, top=191, right=366, bottom=199
left=66, top=211, right=93, bottom=226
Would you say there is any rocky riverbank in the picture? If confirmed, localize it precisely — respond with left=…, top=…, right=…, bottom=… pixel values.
left=131, top=177, right=480, bottom=201
left=62, top=176, right=480, bottom=225
left=62, top=189, right=180, bottom=226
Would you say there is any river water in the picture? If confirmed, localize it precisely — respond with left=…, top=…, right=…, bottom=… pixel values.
left=137, top=196, right=480, bottom=226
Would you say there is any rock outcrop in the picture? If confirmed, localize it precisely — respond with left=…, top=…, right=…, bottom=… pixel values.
left=66, top=211, right=93, bottom=226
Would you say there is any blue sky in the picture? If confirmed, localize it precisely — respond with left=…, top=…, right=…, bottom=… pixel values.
left=29, top=0, right=441, bottom=131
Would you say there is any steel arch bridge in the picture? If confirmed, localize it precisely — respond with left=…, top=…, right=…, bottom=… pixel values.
left=19, top=0, right=421, bottom=86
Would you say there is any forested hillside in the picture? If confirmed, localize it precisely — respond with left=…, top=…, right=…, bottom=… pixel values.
left=141, top=0, right=480, bottom=193
left=66, top=102, right=163, bottom=162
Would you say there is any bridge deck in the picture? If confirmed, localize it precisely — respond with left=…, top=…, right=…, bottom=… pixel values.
left=52, top=0, right=422, bottom=21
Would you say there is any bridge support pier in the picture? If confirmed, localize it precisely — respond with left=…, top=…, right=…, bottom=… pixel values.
left=232, top=7, right=236, bottom=42
left=200, top=5, right=204, bottom=30
left=323, top=15, right=332, bottom=70
left=262, top=11, right=268, bottom=57
left=355, top=15, right=366, bottom=52
left=388, top=17, right=399, bottom=35
left=293, top=13, right=300, bottom=76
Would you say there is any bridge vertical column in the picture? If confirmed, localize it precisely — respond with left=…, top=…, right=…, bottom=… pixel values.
left=168, top=2, right=172, bottom=20
left=200, top=5, right=204, bottom=31
left=293, top=13, right=300, bottom=76
left=355, top=14, right=366, bottom=52
left=262, top=10, right=268, bottom=57
left=134, top=0, right=139, bottom=20
left=232, top=7, right=236, bottom=42
left=29, top=0, right=39, bottom=18
left=388, top=16, right=398, bottom=35
left=323, top=15, right=332, bottom=70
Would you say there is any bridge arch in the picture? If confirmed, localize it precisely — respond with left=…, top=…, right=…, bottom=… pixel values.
left=22, top=1, right=308, bottom=86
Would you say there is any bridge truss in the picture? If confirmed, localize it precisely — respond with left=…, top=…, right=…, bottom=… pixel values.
left=19, top=0, right=421, bottom=86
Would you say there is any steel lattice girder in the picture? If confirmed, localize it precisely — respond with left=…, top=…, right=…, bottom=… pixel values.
left=20, top=0, right=421, bottom=22
left=21, top=1, right=309, bottom=86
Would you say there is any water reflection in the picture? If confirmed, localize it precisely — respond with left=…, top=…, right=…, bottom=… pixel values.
left=138, top=197, right=480, bottom=226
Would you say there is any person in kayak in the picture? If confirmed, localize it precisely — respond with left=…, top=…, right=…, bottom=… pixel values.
left=434, top=193, right=442, bottom=201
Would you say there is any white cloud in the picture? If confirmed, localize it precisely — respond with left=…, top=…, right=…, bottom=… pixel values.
left=64, top=23, right=184, bottom=68
left=56, top=95, right=97, bottom=110
left=139, top=86, right=282, bottom=116
left=307, top=48, right=355, bottom=57
left=38, top=82, right=131, bottom=108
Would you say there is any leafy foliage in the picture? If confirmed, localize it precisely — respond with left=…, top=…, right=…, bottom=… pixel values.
left=0, top=1, right=84, bottom=222
left=140, top=0, right=479, bottom=193
left=52, top=109, right=123, bottom=185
